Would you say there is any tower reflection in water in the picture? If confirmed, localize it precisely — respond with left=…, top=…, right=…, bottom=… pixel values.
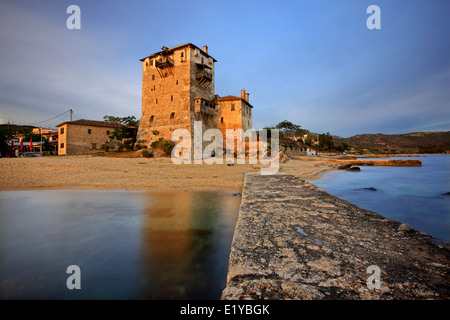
left=0, top=190, right=240, bottom=300
left=139, top=191, right=240, bottom=299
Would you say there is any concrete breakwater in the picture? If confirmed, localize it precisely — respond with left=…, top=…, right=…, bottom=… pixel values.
left=221, top=173, right=449, bottom=300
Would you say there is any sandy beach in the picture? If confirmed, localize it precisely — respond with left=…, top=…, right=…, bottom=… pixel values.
left=0, top=155, right=336, bottom=192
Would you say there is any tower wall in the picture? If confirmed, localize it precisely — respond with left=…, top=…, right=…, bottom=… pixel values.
left=137, top=44, right=253, bottom=153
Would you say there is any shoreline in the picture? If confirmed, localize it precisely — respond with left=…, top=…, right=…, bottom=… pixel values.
left=2, top=154, right=449, bottom=299
left=0, top=155, right=336, bottom=192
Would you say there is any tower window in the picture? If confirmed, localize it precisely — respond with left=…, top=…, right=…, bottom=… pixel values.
left=170, top=112, right=175, bottom=119
left=220, top=117, right=224, bottom=123
left=171, top=95, right=173, bottom=102
left=87, top=129, right=91, bottom=134
left=106, top=130, right=110, bottom=135
left=152, top=75, right=155, bottom=80
left=60, top=127, right=64, bottom=134
left=176, top=80, right=178, bottom=85
left=231, top=104, right=235, bottom=111
left=156, top=98, right=158, bottom=104
left=150, top=115, right=154, bottom=122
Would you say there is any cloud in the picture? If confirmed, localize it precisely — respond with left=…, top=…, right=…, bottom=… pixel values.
left=0, top=1, right=141, bottom=127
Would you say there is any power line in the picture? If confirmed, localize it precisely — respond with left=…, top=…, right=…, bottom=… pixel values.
left=45, top=113, right=72, bottom=128
left=25, top=110, right=71, bottom=126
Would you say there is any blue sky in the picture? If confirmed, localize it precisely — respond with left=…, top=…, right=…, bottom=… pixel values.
left=0, top=0, right=448, bottom=137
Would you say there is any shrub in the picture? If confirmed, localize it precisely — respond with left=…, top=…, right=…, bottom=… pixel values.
left=159, top=139, right=175, bottom=155
left=141, top=149, right=154, bottom=158
left=150, top=138, right=175, bottom=155
left=122, top=139, right=135, bottom=151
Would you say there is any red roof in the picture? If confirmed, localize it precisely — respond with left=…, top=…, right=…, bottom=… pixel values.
left=306, top=145, right=318, bottom=152
left=216, top=95, right=253, bottom=108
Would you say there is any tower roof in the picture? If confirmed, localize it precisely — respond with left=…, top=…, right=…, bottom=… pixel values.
left=140, top=43, right=217, bottom=62
left=216, top=95, right=254, bottom=108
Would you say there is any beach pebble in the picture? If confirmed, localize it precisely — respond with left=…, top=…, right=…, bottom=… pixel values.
left=398, top=224, right=411, bottom=232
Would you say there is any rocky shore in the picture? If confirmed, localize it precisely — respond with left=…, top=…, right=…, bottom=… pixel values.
left=221, top=173, right=449, bottom=300
left=292, top=156, right=422, bottom=167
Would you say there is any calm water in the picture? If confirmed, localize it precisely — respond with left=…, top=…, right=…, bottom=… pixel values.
left=310, top=154, right=450, bottom=242
left=0, top=190, right=240, bottom=299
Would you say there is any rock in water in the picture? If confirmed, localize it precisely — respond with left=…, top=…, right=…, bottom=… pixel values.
left=338, top=163, right=352, bottom=170
left=356, top=187, right=378, bottom=191
left=398, top=224, right=411, bottom=232
left=346, top=166, right=361, bottom=171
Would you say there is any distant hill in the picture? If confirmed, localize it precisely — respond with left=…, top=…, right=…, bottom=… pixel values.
left=333, top=131, right=450, bottom=153
left=0, top=124, right=36, bottom=131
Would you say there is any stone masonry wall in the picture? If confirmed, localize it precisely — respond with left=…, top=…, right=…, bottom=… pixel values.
left=62, top=124, right=118, bottom=155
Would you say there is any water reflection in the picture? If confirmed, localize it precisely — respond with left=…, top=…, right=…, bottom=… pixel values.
left=0, top=190, right=240, bottom=300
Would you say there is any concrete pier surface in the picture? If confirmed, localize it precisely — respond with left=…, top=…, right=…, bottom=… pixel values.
left=221, top=173, right=449, bottom=300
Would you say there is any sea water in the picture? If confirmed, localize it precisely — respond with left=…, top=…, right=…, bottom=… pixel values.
left=310, top=154, right=450, bottom=243
left=0, top=190, right=240, bottom=299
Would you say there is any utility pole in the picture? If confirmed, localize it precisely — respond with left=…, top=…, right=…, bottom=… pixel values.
left=40, top=127, right=43, bottom=155
left=70, top=109, right=73, bottom=122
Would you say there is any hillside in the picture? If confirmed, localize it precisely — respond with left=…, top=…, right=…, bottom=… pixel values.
left=334, top=131, right=450, bottom=153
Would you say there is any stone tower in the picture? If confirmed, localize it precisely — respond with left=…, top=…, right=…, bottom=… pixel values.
left=137, top=43, right=217, bottom=145
left=137, top=43, right=253, bottom=148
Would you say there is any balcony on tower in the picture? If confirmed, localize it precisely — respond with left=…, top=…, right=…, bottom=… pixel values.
left=196, top=63, right=213, bottom=83
left=194, top=97, right=215, bottom=116
left=155, top=56, right=174, bottom=69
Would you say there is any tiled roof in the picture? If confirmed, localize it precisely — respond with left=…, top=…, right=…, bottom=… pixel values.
left=216, top=95, right=254, bottom=108
left=56, top=119, right=136, bottom=129
left=140, top=43, right=217, bottom=62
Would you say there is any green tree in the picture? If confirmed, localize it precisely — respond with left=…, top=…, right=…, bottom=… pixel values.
left=103, top=115, right=139, bottom=127
left=104, top=115, right=139, bottom=151
left=0, top=126, right=14, bottom=157
left=275, top=120, right=301, bottom=137
left=318, top=132, right=335, bottom=151
left=23, top=129, right=41, bottom=142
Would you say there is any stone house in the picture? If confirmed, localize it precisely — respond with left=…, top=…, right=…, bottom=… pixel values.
left=56, top=119, right=134, bottom=155
left=306, top=145, right=318, bottom=156
left=137, top=43, right=253, bottom=147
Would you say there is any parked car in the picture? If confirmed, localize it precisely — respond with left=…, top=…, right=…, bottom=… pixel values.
left=23, top=152, right=43, bottom=157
